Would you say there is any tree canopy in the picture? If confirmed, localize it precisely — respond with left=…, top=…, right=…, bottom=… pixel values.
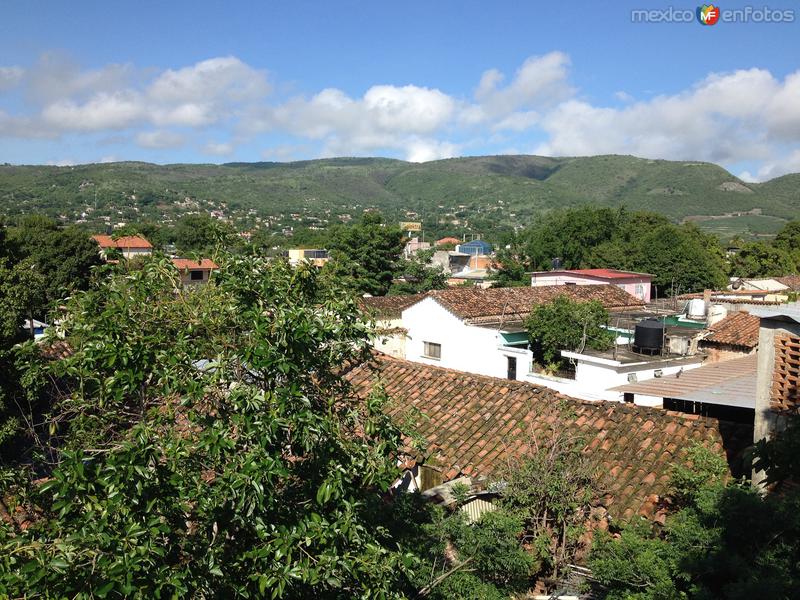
left=503, top=208, right=729, bottom=295
left=0, top=256, right=422, bottom=598
left=525, top=296, right=615, bottom=368
left=325, top=212, right=405, bottom=296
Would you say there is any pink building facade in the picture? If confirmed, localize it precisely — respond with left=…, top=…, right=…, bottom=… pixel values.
left=530, top=269, right=652, bottom=302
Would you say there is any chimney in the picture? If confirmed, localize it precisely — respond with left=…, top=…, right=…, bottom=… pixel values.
left=703, top=289, right=712, bottom=324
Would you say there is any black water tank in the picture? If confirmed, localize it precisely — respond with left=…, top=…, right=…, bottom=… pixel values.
left=634, top=319, right=665, bottom=352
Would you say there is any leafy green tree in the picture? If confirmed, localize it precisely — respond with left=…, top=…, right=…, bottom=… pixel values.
left=6, top=216, right=102, bottom=310
left=729, top=241, right=797, bottom=278
left=171, top=213, right=235, bottom=254
left=325, top=212, right=405, bottom=296
left=590, top=433, right=800, bottom=600
left=509, top=208, right=728, bottom=295
left=525, top=296, right=614, bottom=368
left=0, top=256, right=421, bottom=598
left=775, top=220, right=800, bottom=251
left=390, top=249, right=448, bottom=295
left=489, top=248, right=530, bottom=287
left=624, top=223, right=728, bottom=295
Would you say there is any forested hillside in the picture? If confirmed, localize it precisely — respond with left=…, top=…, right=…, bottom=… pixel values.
left=1, top=155, right=798, bottom=240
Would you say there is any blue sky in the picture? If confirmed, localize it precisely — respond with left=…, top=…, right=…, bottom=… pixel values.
left=1, top=0, right=799, bottom=179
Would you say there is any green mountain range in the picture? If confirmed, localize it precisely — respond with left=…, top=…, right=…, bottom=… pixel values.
left=1, top=155, right=798, bottom=239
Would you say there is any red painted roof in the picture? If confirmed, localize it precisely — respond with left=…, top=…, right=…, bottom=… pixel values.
left=435, top=237, right=461, bottom=246
left=92, top=234, right=153, bottom=249
left=171, top=258, right=218, bottom=270
left=550, top=269, right=652, bottom=280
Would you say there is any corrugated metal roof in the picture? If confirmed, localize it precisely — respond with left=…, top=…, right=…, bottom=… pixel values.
left=611, top=355, right=756, bottom=408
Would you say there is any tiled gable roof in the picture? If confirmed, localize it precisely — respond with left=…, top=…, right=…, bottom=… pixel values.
left=346, top=354, right=747, bottom=522
left=359, top=293, right=429, bottom=319
left=776, top=275, right=800, bottom=291
left=704, top=312, right=760, bottom=349
left=428, top=284, right=643, bottom=325
left=171, top=258, right=218, bottom=270
left=92, top=235, right=153, bottom=249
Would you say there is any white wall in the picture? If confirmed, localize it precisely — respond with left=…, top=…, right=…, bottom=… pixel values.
left=402, top=297, right=523, bottom=380
left=121, top=248, right=152, bottom=260
left=372, top=318, right=407, bottom=359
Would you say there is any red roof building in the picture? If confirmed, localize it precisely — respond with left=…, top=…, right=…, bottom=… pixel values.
left=171, top=258, right=218, bottom=285
left=92, top=235, right=153, bottom=260
left=530, top=269, right=653, bottom=302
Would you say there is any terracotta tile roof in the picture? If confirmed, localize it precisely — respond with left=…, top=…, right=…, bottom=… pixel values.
left=92, top=235, right=153, bottom=249
left=359, top=293, right=429, bottom=319
left=346, top=354, right=748, bottom=522
left=171, top=258, right=218, bottom=270
left=548, top=269, right=652, bottom=280
left=703, top=312, right=760, bottom=349
left=776, top=276, right=800, bottom=291
left=38, top=340, right=73, bottom=360
left=428, top=284, right=643, bottom=325
left=435, top=237, right=461, bottom=246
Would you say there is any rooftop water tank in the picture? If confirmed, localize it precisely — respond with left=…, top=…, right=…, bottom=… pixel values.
left=634, top=318, right=665, bottom=353
left=687, top=298, right=706, bottom=319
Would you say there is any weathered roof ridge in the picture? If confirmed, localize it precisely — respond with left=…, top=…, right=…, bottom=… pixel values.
left=427, top=284, right=644, bottom=324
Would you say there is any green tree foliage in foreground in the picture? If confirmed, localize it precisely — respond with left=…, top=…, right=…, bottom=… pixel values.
left=0, top=256, right=421, bottom=598
left=525, top=296, right=615, bottom=369
left=501, top=208, right=729, bottom=295
left=590, top=425, right=800, bottom=599
left=0, top=217, right=99, bottom=457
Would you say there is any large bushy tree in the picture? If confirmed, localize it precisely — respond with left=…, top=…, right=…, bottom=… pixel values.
left=525, top=296, right=615, bottom=368
left=325, top=212, right=405, bottom=296
left=0, top=256, right=421, bottom=598
left=506, top=208, right=728, bottom=294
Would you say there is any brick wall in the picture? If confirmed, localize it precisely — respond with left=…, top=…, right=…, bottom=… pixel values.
left=771, top=335, right=800, bottom=414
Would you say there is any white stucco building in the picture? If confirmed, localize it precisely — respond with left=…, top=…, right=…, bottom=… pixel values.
left=401, top=285, right=645, bottom=385
left=92, top=235, right=153, bottom=260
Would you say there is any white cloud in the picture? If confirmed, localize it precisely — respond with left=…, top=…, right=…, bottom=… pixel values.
left=4, top=54, right=271, bottom=135
left=202, top=141, right=235, bottom=156
left=1, top=52, right=800, bottom=179
left=463, top=52, right=573, bottom=128
left=534, top=67, right=798, bottom=169
left=0, top=66, right=24, bottom=92
left=135, top=130, right=185, bottom=149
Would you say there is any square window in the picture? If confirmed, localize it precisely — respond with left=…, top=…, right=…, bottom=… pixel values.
left=190, top=270, right=204, bottom=281
left=423, top=341, right=441, bottom=360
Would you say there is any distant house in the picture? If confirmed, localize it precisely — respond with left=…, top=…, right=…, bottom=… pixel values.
left=22, top=318, right=48, bottom=340
left=403, top=237, right=431, bottom=257
left=699, top=311, right=759, bottom=362
left=171, top=258, right=218, bottom=285
left=430, top=250, right=471, bottom=275
left=455, top=239, right=492, bottom=256
left=92, top=235, right=153, bottom=260
left=286, top=248, right=329, bottom=267
left=434, top=236, right=461, bottom=247
left=530, top=269, right=653, bottom=302
left=400, top=284, right=643, bottom=383
left=346, top=354, right=748, bottom=524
